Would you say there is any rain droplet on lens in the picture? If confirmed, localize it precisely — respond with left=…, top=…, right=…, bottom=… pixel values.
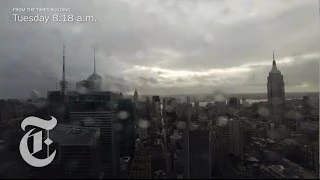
left=138, top=119, right=150, bottom=129
left=118, top=111, right=129, bottom=120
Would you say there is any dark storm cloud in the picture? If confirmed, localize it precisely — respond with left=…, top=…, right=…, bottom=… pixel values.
left=138, top=77, right=159, bottom=85
left=101, top=74, right=130, bottom=93
left=0, top=0, right=318, bottom=98
left=243, top=58, right=319, bottom=90
left=282, top=58, right=319, bottom=89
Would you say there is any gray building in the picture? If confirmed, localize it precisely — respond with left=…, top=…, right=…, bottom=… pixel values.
left=214, top=122, right=230, bottom=171
left=76, top=49, right=102, bottom=93
left=70, top=111, right=119, bottom=179
left=229, top=119, right=244, bottom=156
left=50, top=124, right=101, bottom=178
left=267, top=52, right=285, bottom=127
left=188, top=130, right=211, bottom=179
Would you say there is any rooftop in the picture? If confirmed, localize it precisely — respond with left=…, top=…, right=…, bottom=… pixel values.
left=270, top=60, right=281, bottom=74
left=50, top=124, right=100, bottom=146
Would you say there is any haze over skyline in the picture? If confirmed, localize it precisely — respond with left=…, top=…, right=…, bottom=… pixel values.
left=0, top=0, right=319, bottom=98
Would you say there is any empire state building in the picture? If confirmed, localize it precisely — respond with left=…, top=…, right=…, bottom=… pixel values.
left=267, top=51, right=285, bottom=127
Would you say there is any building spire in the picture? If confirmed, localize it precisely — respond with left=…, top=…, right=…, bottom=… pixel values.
left=63, top=44, right=65, bottom=82
left=134, top=88, right=138, bottom=102
left=273, top=50, right=276, bottom=66
left=61, top=44, right=66, bottom=93
left=94, top=48, right=96, bottom=74
left=134, top=88, right=138, bottom=96
left=270, top=50, right=280, bottom=74
left=273, top=50, right=275, bottom=60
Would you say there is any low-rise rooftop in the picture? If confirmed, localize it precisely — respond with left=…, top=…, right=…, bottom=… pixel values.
left=50, top=124, right=100, bottom=146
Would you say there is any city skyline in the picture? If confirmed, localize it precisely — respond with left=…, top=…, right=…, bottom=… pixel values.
left=0, top=0, right=319, bottom=98
left=0, top=1, right=319, bottom=179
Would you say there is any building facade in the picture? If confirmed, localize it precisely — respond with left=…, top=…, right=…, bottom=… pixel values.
left=70, top=111, right=119, bottom=179
left=267, top=52, right=285, bottom=127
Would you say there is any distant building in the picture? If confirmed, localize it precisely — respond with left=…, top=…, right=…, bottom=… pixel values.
left=175, top=103, right=187, bottom=121
left=228, top=97, right=240, bottom=117
left=0, top=100, right=24, bottom=122
left=267, top=51, right=285, bottom=127
left=150, top=142, right=166, bottom=179
left=173, top=139, right=184, bottom=178
left=47, top=90, right=78, bottom=124
left=151, top=96, right=162, bottom=133
left=215, top=101, right=227, bottom=116
left=261, top=165, right=286, bottom=179
left=117, top=99, right=136, bottom=157
left=133, top=89, right=138, bottom=103
left=187, top=130, right=211, bottom=179
left=222, top=155, right=254, bottom=179
left=300, top=121, right=319, bottom=141
left=129, top=148, right=151, bottom=179
left=145, top=96, right=152, bottom=121
left=214, top=122, right=230, bottom=171
left=261, top=161, right=304, bottom=179
left=242, top=127, right=256, bottom=149
left=228, top=97, right=240, bottom=108
left=229, top=119, right=244, bottom=156
left=194, top=101, right=200, bottom=117
left=76, top=49, right=102, bottom=93
left=302, top=96, right=311, bottom=115
left=119, top=156, right=131, bottom=178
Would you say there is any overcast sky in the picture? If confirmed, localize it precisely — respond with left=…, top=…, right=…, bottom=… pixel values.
left=0, top=0, right=319, bottom=98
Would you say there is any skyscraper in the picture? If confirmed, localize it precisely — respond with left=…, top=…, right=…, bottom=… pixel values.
left=188, top=130, right=211, bottom=179
left=47, top=45, right=72, bottom=124
left=215, top=101, right=227, bottom=116
left=70, top=111, right=119, bottom=179
left=229, top=119, right=244, bottom=156
left=117, top=99, right=136, bottom=157
left=76, top=49, right=102, bottom=93
left=227, top=97, right=240, bottom=117
left=59, top=45, right=68, bottom=102
left=87, top=49, right=102, bottom=92
left=151, top=96, right=162, bottom=133
left=49, top=124, right=101, bottom=179
left=133, top=89, right=138, bottom=103
left=214, top=122, right=230, bottom=172
left=267, top=51, right=285, bottom=127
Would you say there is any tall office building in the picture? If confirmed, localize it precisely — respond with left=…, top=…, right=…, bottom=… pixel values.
left=76, top=49, right=102, bottom=93
left=152, top=96, right=162, bottom=133
left=302, top=96, right=311, bottom=115
left=188, top=130, right=211, bottom=179
left=70, top=111, right=119, bottom=179
left=145, top=96, right=152, bottom=121
left=129, top=151, right=151, bottom=179
left=229, top=119, right=244, bottom=156
left=183, top=97, right=191, bottom=179
left=267, top=51, right=285, bottom=127
left=133, top=89, right=138, bottom=103
left=228, top=97, right=240, bottom=108
left=214, top=122, right=230, bottom=171
left=215, top=101, right=227, bottom=116
left=129, top=139, right=152, bottom=179
left=227, top=97, right=240, bottom=117
left=194, top=101, right=200, bottom=117
left=46, top=46, right=74, bottom=124
left=117, top=99, right=136, bottom=157
left=50, top=124, right=101, bottom=178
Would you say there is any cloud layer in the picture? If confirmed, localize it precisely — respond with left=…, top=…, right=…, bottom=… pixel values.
left=0, top=0, right=319, bottom=98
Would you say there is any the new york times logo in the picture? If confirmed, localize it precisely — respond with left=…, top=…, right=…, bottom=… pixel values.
left=19, top=116, right=57, bottom=167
